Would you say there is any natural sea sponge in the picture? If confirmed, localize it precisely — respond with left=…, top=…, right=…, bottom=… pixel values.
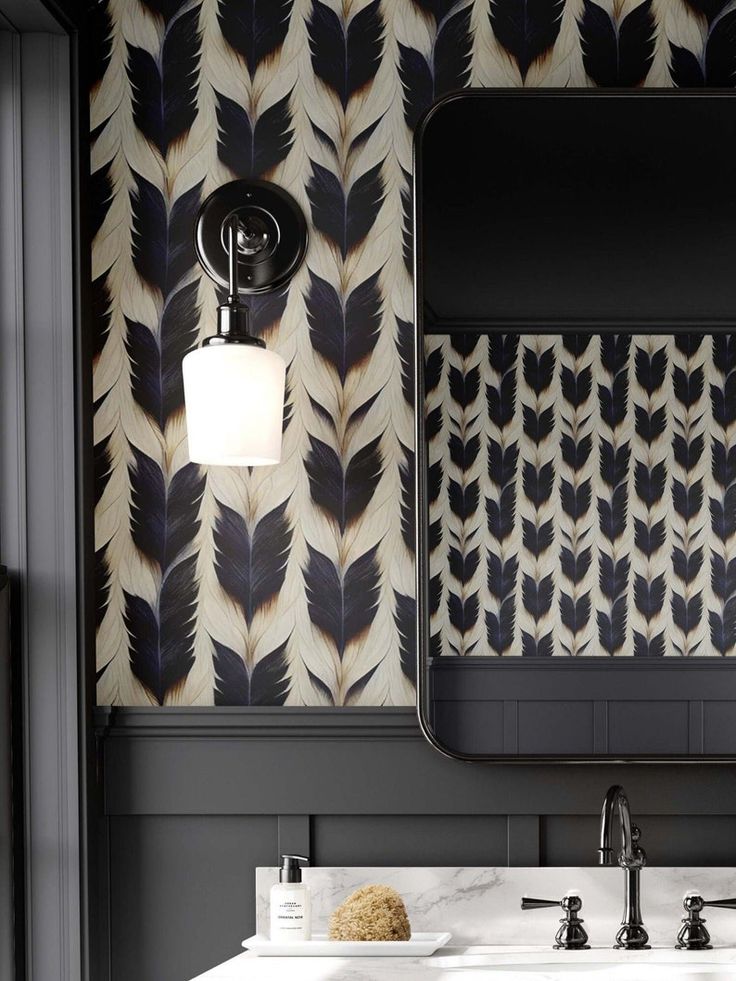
left=328, top=885, right=412, bottom=942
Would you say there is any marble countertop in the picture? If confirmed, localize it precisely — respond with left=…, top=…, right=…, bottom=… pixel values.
left=190, top=944, right=736, bottom=980
left=190, top=868, right=736, bottom=980
left=255, top=867, right=736, bottom=947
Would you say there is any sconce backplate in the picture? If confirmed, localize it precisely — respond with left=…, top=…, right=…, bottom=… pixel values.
left=195, top=179, right=308, bottom=294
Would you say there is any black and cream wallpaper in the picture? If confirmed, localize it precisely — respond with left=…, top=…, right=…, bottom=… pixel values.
left=91, top=0, right=736, bottom=705
left=427, top=334, right=736, bottom=659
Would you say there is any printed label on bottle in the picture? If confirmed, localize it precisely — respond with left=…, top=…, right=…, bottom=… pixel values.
left=271, top=888, right=311, bottom=940
left=275, top=900, right=304, bottom=926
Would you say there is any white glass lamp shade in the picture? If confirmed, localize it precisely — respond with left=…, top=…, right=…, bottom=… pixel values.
left=183, top=343, right=286, bottom=466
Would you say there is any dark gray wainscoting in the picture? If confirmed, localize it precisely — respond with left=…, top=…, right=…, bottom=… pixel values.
left=95, top=707, right=736, bottom=981
left=429, top=658, right=736, bottom=758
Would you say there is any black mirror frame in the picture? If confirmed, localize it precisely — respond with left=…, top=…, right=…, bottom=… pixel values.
left=413, top=89, right=736, bottom=764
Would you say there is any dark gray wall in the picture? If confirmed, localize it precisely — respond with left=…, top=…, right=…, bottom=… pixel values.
left=96, top=707, right=736, bottom=981
left=0, top=575, right=13, bottom=981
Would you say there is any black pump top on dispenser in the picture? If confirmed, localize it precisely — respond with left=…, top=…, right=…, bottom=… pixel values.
left=279, top=854, right=309, bottom=883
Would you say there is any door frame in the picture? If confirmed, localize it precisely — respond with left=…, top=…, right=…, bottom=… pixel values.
left=0, top=2, right=91, bottom=979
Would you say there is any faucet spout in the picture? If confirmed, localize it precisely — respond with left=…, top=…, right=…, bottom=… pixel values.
left=598, top=784, right=644, bottom=869
left=598, top=784, right=650, bottom=950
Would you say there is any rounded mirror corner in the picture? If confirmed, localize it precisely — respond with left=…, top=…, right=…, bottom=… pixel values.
left=415, top=675, right=490, bottom=763
left=413, top=89, right=484, bottom=160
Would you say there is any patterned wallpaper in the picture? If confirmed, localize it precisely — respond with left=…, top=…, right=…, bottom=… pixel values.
left=90, top=0, right=736, bottom=706
left=427, top=335, right=736, bottom=659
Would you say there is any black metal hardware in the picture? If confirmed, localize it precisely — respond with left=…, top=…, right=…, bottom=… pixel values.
left=202, top=213, right=259, bottom=349
left=599, top=785, right=650, bottom=950
left=199, top=213, right=263, bottom=351
left=193, top=182, right=307, bottom=351
left=521, top=894, right=590, bottom=950
left=676, top=893, right=736, bottom=951
left=194, top=179, right=308, bottom=295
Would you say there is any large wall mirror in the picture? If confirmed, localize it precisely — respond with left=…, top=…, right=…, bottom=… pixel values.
left=415, top=90, right=736, bottom=761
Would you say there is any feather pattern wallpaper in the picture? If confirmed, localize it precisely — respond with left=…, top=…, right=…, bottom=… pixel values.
left=428, top=334, right=736, bottom=658
left=90, top=0, right=736, bottom=706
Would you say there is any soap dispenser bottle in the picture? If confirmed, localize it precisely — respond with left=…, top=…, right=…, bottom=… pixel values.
left=270, top=855, right=311, bottom=942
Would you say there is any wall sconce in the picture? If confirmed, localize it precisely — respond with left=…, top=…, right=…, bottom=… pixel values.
left=183, top=179, right=308, bottom=466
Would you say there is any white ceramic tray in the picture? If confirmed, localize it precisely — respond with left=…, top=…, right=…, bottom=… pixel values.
left=242, top=932, right=452, bottom=957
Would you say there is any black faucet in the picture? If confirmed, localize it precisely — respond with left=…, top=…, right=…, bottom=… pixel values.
left=598, top=784, right=650, bottom=950
left=676, top=893, right=736, bottom=950
left=521, top=894, right=590, bottom=950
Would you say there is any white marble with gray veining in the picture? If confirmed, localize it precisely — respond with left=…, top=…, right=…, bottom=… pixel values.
left=191, top=944, right=736, bottom=980
left=255, top=867, right=736, bottom=948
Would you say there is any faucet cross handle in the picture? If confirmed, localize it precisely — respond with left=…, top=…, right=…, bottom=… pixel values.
left=676, top=893, right=736, bottom=950
left=521, top=894, right=590, bottom=951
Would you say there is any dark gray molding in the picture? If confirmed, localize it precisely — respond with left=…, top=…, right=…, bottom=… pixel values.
left=0, top=32, right=25, bottom=981
left=95, top=706, right=420, bottom=739
left=0, top=577, right=14, bottom=979
left=424, top=320, right=736, bottom=334
left=0, top=28, right=24, bottom=576
left=13, top=31, right=81, bottom=981
left=97, top=707, right=736, bottom=817
left=427, top=659, right=736, bottom=758
left=0, top=27, right=80, bottom=978
left=417, top=641, right=736, bottom=763
left=0, top=0, right=64, bottom=32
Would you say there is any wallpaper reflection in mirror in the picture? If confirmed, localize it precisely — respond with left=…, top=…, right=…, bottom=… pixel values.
left=426, top=333, right=735, bottom=659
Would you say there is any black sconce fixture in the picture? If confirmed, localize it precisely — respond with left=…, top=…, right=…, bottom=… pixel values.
left=182, top=179, right=308, bottom=466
